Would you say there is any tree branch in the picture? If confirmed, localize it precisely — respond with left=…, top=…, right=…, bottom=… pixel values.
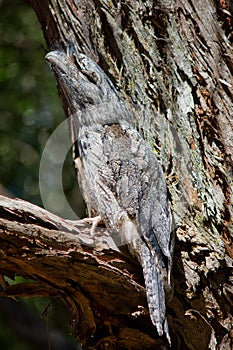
left=0, top=195, right=167, bottom=348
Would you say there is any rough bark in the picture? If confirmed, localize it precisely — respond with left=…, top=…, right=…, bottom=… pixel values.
left=0, top=196, right=153, bottom=348
left=1, top=0, right=232, bottom=349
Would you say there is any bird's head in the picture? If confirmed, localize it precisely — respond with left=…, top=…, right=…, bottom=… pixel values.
left=46, top=49, right=119, bottom=112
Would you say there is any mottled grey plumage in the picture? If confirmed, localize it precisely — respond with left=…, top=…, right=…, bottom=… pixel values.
left=46, top=48, right=173, bottom=343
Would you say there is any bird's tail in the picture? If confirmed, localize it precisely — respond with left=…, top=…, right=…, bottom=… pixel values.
left=140, top=241, right=171, bottom=345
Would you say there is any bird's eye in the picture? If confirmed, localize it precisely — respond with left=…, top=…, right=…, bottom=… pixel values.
left=89, top=71, right=100, bottom=84
left=71, top=54, right=79, bottom=67
left=81, top=69, right=100, bottom=85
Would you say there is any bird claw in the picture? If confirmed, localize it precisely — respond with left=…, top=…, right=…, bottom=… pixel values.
left=78, top=215, right=102, bottom=237
left=65, top=215, right=102, bottom=237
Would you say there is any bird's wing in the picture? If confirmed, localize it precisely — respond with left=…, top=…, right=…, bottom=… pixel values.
left=78, top=122, right=172, bottom=258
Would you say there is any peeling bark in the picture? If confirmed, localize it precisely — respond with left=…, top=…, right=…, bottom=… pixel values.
left=1, top=0, right=233, bottom=349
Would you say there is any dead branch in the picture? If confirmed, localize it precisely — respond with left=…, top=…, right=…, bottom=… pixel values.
left=0, top=195, right=167, bottom=349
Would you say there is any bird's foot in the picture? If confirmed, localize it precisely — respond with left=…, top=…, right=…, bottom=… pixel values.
left=66, top=216, right=102, bottom=237
left=81, top=216, right=102, bottom=237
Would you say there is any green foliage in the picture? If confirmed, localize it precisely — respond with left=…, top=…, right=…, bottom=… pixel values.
left=0, top=0, right=86, bottom=218
left=0, top=1, right=82, bottom=348
left=0, top=0, right=64, bottom=205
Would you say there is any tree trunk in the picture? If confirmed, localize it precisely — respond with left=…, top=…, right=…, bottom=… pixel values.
left=1, top=0, right=232, bottom=349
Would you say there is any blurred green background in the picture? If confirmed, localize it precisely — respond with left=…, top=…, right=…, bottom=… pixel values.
left=0, top=0, right=83, bottom=348
left=0, top=0, right=85, bottom=218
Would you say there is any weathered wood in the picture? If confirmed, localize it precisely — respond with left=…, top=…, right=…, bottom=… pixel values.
left=3, top=0, right=233, bottom=348
left=0, top=195, right=161, bottom=348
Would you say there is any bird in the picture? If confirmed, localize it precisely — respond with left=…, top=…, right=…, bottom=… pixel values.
left=46, top=47, right=173, bottom=344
